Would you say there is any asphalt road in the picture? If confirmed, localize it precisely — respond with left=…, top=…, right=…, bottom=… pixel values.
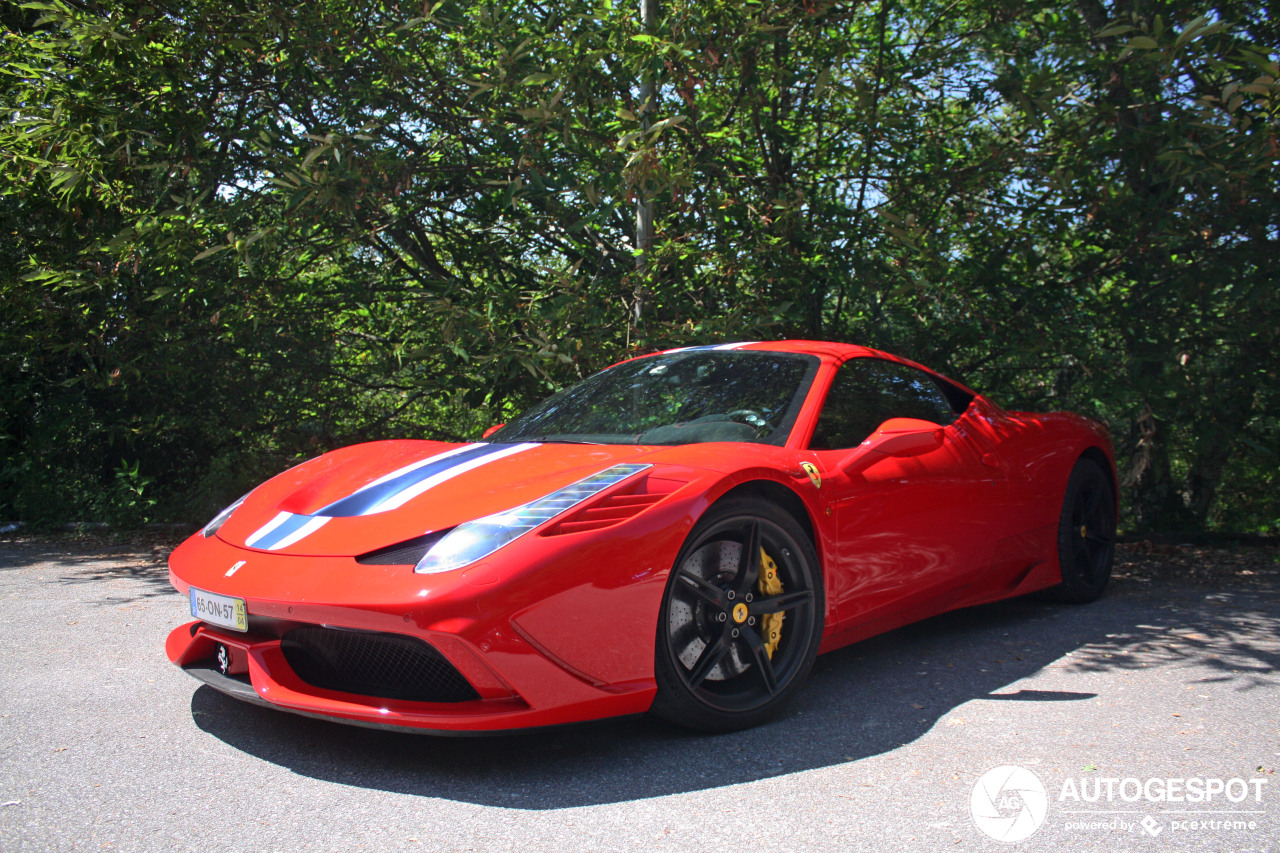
left=1, top=539, right=1277, bottom=852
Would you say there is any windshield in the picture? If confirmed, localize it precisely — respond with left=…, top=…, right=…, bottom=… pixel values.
left=491, top=349, right=820, bottom=446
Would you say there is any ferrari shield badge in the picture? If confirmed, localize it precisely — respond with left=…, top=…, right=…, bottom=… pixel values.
left=800, top=461, right=822, bottom=489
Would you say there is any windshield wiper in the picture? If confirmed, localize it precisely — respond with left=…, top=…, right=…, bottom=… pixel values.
left=498, top=434, right=608, bottom=445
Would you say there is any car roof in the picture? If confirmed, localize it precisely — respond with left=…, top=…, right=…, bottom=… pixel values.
left=640, top=340, right=978, bottom=397
left=730, top=340, right=878, bottom=360
left=650, top=340, right=888, bottom=363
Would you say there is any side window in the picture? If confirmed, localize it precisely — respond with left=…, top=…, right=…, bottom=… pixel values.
left=809, top=358, right=956, bottom=450
left=809, top=360, right=892, bottom=450
left=875, top=360, right=957, bottom=425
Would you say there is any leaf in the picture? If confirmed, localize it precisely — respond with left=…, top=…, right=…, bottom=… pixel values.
left=1094, top=22, right=1134, bottom=39
left=192, top=244, right=232, bottom=261
left=1173, top=15, right=1209, bottom=49
left=519, top=72, right=554, bottom=86
left=301, top=144, right=331, bottom=170
left=616, top=129, right=643, bottom=149
left=646, top=115, right=687, bottom=136
left=1127, top=36, right=1159, bottom=50
left=20, top=269, right=63, bottom=283
left=813, top=67, right=832, bottom=98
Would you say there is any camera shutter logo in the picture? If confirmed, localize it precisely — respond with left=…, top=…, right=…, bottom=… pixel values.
left=971, top=765, right=1049, bottom=842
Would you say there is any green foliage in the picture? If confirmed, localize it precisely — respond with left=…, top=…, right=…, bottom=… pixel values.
left=0, top=0, right=1275, bottom=532
left=103, top=459, right=157, bottom=528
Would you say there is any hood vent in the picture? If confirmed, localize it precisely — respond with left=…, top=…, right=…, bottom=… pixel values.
left=355, top=530, right=450, bottom=566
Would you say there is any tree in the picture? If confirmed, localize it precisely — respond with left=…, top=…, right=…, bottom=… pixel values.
left=1, top=0, right=1275, bottom=532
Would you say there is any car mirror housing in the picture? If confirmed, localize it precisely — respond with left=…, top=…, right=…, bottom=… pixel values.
left=839, top=418, right=944, bottom=475
left=481, top=424, right=506, bottom=439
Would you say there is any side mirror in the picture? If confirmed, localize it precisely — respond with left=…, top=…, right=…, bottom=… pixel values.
left=840, top=418, right=943, bottom=475
left=481, top=423, right=506, bottom=439
left=864, top=417, right=944, bottom=457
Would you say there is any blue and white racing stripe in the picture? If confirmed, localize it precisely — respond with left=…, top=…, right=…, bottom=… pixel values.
left=317, top=443, right=539, bottom=517
left=243, top=442, right=540, bottom=551
left=244, top=512, right=331, bottom=551
left=661, top=342, right=758, bottom=354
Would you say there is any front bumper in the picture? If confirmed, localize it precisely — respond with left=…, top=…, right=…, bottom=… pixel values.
left=164, top=501, right=693, bottom=732
left=167, top=620, right=656, bottom=732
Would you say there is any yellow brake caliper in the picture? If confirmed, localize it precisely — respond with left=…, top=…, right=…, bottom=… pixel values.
left=757, top=547, right=784, bottom=659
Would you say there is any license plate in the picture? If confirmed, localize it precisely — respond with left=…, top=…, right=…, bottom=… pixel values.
left=190, top=587, right=248, bottom=632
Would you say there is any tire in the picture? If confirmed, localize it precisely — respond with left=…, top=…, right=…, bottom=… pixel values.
left=1047, top=457, right=1116, bottom=604
left=650, top=496, right=824, bottom=731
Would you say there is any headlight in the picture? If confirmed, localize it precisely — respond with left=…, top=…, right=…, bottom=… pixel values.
left=414, top=463, right=651, bottom=573
left=201, top=493, right=250, bottom=538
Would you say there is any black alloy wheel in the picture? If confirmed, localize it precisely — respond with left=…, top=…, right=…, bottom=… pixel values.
left=1049, top=457, right=1116, bottom=603
left=651, top=496, right=824, bottom=731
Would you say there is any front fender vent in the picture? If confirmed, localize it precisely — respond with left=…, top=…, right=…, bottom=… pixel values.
left=544, top=474, right=684, bottom=536
left=548, top=493, right=664, bottom=535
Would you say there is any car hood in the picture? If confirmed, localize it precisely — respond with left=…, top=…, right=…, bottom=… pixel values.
left=214, top=440, right=682, bottom=557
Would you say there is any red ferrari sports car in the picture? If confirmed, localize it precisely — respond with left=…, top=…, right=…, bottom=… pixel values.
left=166, top=340, right=1116, bottom=733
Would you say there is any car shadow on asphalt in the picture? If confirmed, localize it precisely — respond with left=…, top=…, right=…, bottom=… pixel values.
left=189, top=579, right=1280, bottom=809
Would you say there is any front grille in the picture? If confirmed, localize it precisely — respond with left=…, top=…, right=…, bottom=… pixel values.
left=280, top=626, right=478, bottom=703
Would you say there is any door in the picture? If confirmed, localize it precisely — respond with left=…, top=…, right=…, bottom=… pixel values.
left=808, top=358, right=1003, bottom=622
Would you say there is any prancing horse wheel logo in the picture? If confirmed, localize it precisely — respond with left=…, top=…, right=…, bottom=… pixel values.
left=732, top=602, right=749, bottom=623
